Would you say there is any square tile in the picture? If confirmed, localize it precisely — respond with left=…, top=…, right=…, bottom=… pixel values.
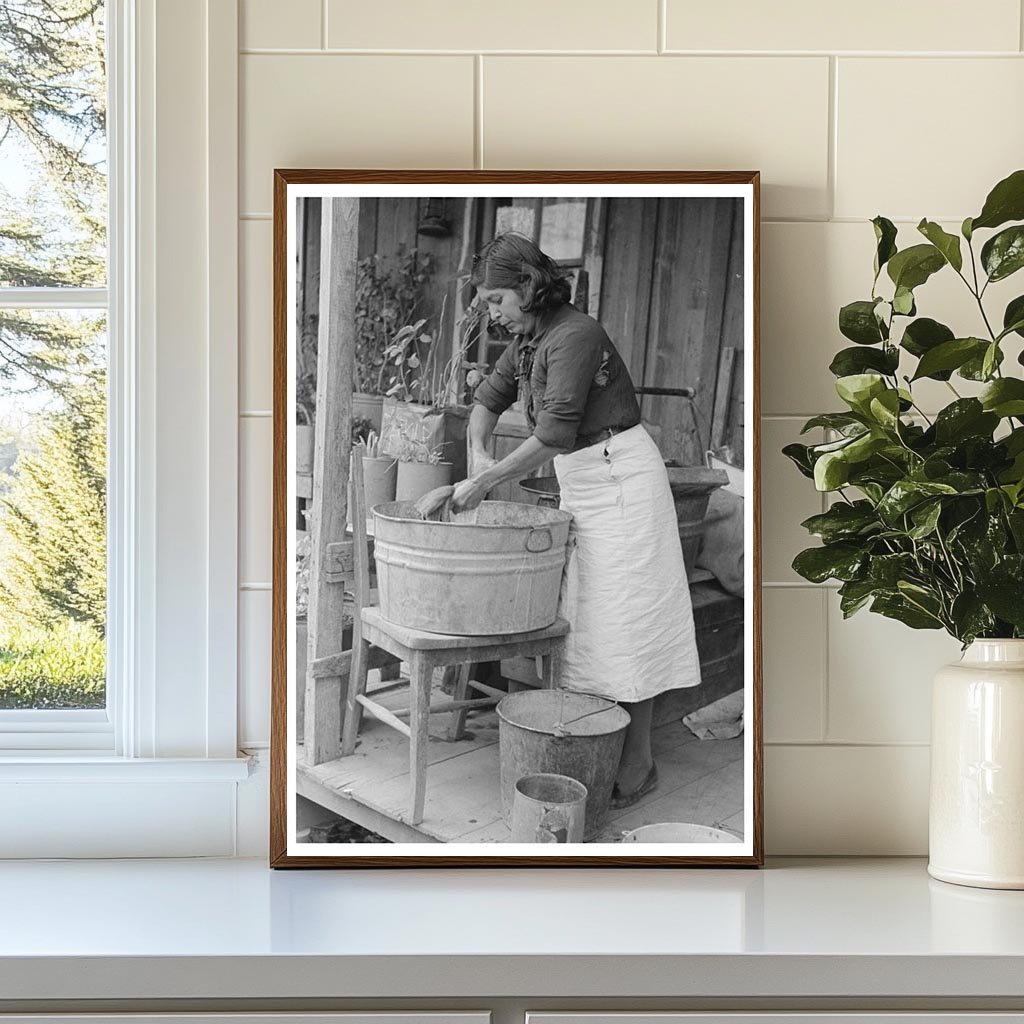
left=666, top=0, right=1020, bottom=52
left=328, top=0, right=657, bottom=50
left=836, top=59, right=1024, bottom=221
left=765, top=744, right=929, bottom=854
left=483, top=56, right=830, bottom=219
left=240, top=416, right=273, bottom=586
left=240, top=219, right=272, bottom=412
left=241, top=0, right=321, bottom=49
left=762, top=588, right=825, bottom=742
left=241, top=55, right=474, bottom=214
left=826, top=598, right=962, bottom=743
left=760, top=417, right=824, bottom=584
left=239, top=589, right=272, bottom=747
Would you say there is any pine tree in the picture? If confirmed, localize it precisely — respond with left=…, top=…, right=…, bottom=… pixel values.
left=0, top=372, right=105, bottom=632
left=0, top=0, right=106, bottom=393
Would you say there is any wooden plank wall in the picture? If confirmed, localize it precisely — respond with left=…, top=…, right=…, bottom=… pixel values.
left=598, top=197, right=743, bottom=467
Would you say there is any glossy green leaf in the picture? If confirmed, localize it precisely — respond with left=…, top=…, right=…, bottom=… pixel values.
left=950, top=592, right=995, bottom=644
left=886, top=244, right=946, bottom=291
left=829, top=345, right=899, bottom=378
left=976, top=579, right=1024, bottom=629
left=868, top=389, right=902, bottom=431
left=800, top=501, right=879, bottom=543
left=982, top=341, right=1000, bottom=381
left=872, top=215, right=898, bottom=276
left=911, top=337, right=987, bottom=380
left=959, top=344, right=1004, bottom=381
left=971, top=168, right=1024, bottom=232
left=877, top=479, right=958, bottom=523
left=871, top=594, right=943, bottom=630
left=835, top=373, right=886, bottom=413
left=892, top=286, right=916, bottom=316
left=900, top=317, right=955, bottom=359
left=800, top=412, right=865, bottom=435
left=792, top=542, right=866, bottom=584
left=839, top=300, right=887, bottom=345
left=980, top=378, right=1024, bottom=418
left=1002, top=295, right=1024, bottom=340
left=933, top=399, right=999, bottom=445
left=908, top=500, right=942, bottom=539
left=961, top=216, right=974, bottom=241
left=781, top=442, right=814, bottom=479
left=981, top=225, right=1024, bottom=282
left=917, top=219, right=963, bottom=272
left=814, top=450, right=850, bottom=491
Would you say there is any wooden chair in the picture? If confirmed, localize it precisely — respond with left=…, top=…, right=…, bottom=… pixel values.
left=338, top=453, right=569, bottom=826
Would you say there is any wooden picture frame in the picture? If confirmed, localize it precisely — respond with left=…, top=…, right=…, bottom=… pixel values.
left=270, top=171, right=762, bottom=867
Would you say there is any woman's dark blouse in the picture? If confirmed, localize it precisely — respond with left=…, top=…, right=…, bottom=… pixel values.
left=473, top=303, right=641, bottom=451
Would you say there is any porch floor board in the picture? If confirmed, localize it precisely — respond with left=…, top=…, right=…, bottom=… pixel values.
left=297, top=675, right=745, bottom=845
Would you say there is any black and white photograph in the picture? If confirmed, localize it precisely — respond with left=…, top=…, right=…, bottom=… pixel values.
left=273, top=173, right=761, bottom=865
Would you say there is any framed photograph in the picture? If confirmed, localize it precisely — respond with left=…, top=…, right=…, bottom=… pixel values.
left=270, top=171, right=762, bottom=867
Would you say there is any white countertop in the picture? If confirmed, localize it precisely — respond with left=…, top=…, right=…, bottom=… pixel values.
left=2, top=857, right=1024, bottom=1001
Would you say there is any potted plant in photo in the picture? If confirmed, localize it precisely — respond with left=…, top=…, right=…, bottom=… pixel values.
left=377, top=289, right=490, bottom=485
left=353, top=248, right=435, bottom=431
left=393, top=425, right=453, bottom=502
left=784, top=169, right=1024, bottom=889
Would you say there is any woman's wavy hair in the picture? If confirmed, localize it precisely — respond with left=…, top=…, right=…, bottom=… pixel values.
left=469, top=232, right=571, bottom=313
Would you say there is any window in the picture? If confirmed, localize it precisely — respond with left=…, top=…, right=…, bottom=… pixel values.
left=479, top=197, right=592, bottom=374
left=0, top=0, right=110, bottom=746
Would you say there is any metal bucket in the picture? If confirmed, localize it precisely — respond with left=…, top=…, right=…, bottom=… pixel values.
left=510, top=773, right=588, bottom=843
left=373, top=500, right=572, bottom=635
left=621, top=822, right=741, bottom=844
left=664, top=465, right=729, bottom=576
left=497, top=689, right=630, bottom=840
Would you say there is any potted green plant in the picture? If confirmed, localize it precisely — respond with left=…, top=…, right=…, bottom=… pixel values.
left=378, top=293, right=490, bottom=485
left=785, top=169, right=1024, bottom=889
left=353, top=248, right=435, bottom=430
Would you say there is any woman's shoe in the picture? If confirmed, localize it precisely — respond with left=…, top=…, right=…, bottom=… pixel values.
left=609, top=763, right=658, bottom=810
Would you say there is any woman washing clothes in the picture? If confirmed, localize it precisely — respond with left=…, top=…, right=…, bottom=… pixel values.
left=446, top=232, right=701, bottom=808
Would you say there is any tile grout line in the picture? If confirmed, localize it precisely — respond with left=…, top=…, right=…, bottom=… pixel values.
left=827, top=55, right=838, bottom=221
left=475, top=55, right=484, bottom=169
left=237, top=47, right=1024, bottom=57
left=1021, top=0, right=1024, bottom=51
left=657, top=0, right=666, bottom=54
left=820, top=587, right=831, bottom=743
left=321, top=0, right=328, bottom=50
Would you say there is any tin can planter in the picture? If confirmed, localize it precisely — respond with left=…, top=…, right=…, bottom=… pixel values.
left=361, top=455, right=398, bottom=513
left=394, top=459, right=453, bottom=502
left=929, top=639, right=1024, bottom=889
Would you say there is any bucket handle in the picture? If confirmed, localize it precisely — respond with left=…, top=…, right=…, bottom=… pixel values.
left=526, top=528, right=553, bottom=553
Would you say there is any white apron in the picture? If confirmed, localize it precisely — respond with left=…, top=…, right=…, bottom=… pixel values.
left=554, top=424, right=701, bottom=703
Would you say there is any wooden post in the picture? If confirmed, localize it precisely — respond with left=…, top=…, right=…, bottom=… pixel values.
left=303, top=197, right=359, bottom=765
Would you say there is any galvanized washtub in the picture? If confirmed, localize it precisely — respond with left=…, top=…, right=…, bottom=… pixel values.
left=372, top=500, right=572, bottom=636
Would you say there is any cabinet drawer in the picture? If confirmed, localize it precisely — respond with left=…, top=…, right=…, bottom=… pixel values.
left=528, top=1016, right=1024, bottom=1024
left=0, top=1015, right=490, bottom=1024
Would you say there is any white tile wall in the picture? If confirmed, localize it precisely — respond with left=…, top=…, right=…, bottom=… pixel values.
left=665, top=0, right=1021, bottom=53
left=483, top=56, right=831, bottom=220
left=235, top=3, right=1024, bottom=853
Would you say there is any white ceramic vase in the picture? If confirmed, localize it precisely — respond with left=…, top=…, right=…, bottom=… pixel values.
left=929, top=639, right=1024, bottom=889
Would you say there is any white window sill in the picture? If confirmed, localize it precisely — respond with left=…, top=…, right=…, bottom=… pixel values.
left=0, top=754, right=253, bottom=782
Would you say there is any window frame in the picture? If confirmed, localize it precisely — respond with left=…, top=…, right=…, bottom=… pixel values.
left=0, top=0, right=242, bottom=780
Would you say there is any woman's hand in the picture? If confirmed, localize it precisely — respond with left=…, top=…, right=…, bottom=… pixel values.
left=451, top=475, right=489, bottom=512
